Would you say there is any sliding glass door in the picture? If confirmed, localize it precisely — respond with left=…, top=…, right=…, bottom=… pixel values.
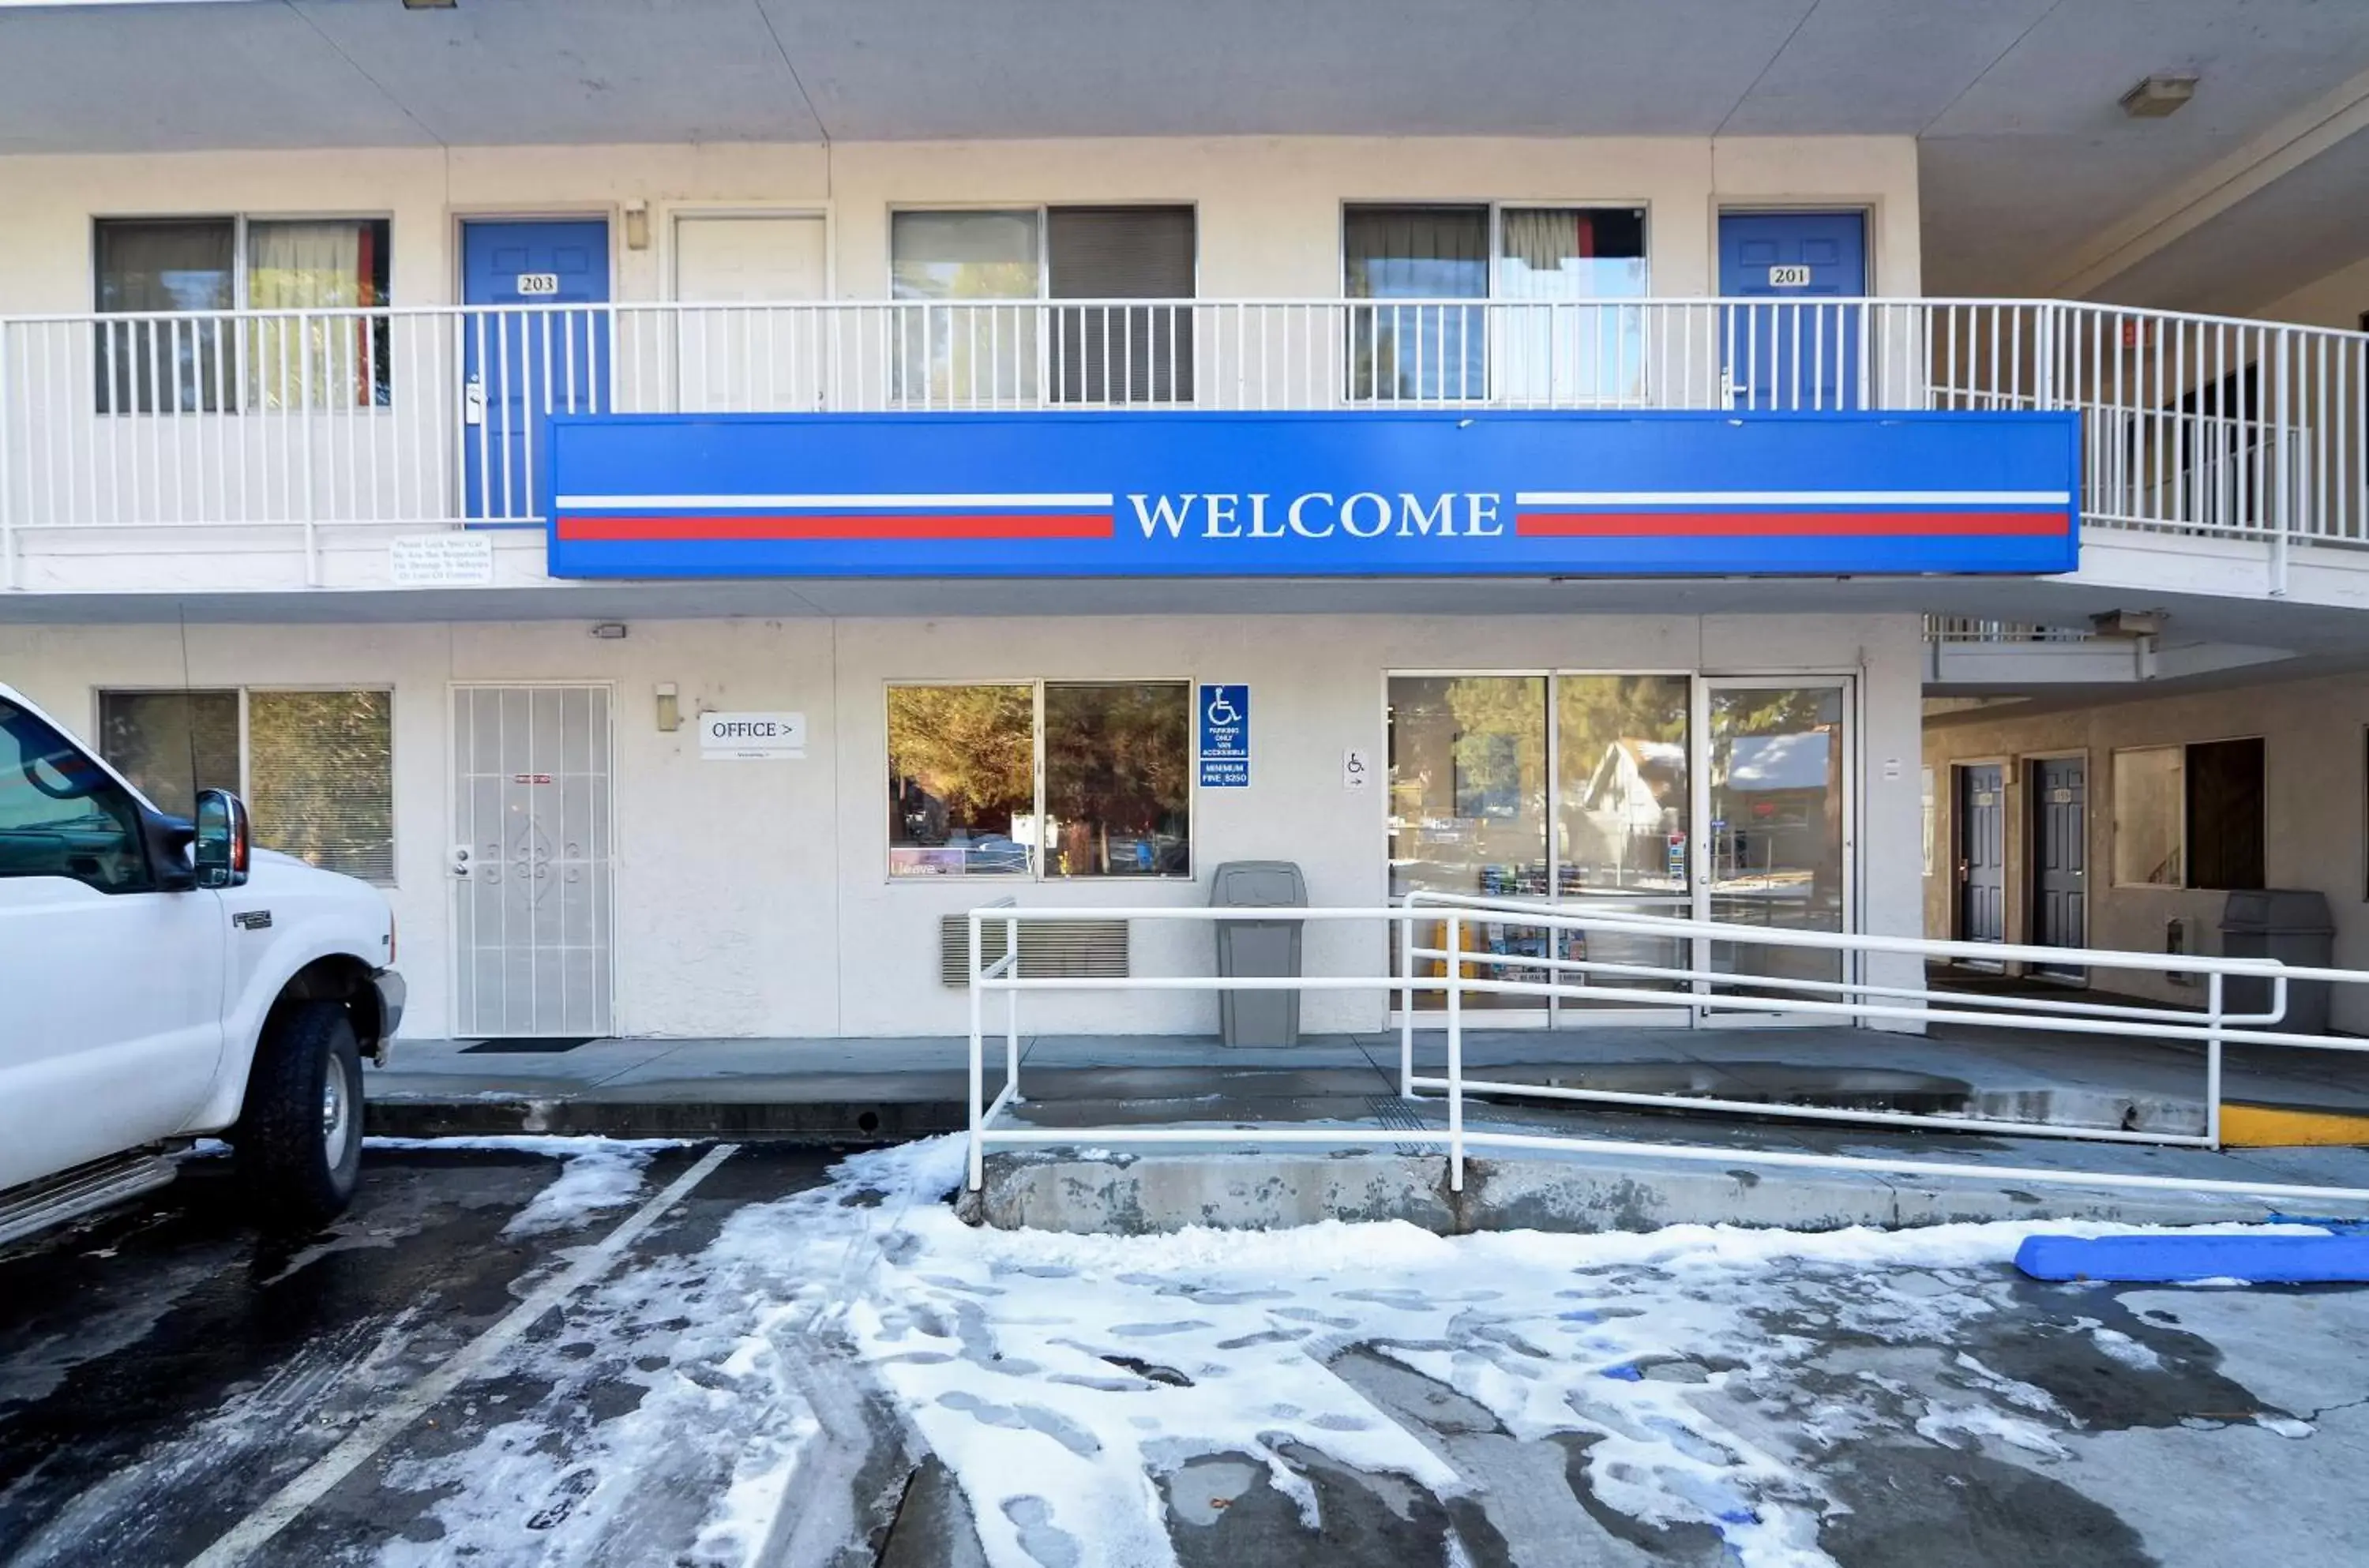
left=1387, top=672, right=1853, bottom=1027
left=1696, top=680, right=1851, bottom=1023
left=1387, top=676, right=1552, bottom=1015
left=1554, top=676, right=1692, bottom=1012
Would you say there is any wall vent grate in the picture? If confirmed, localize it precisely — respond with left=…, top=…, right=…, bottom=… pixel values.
left=940, top=916, right=1131, bottom=986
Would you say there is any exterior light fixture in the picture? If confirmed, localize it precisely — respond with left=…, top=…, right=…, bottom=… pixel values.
left=590, top=621, right=628, bottom=640
left=624, top=202, right=651, bottom=251
left=655, top=682, right=681, bottom=733
left=2090, top=610, right=2166, bottom=639
left=2119, top=74, right=2198, bottom=118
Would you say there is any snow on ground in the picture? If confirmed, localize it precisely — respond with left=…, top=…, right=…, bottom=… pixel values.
left=681, top=1138, right=2328, bottom=1568
left=347, top=1136, right=2334, bottom=1568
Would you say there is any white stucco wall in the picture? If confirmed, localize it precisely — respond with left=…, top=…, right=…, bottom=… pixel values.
left=1923, top=673, right=2369, bottom=1030
left=1, top=610, right=1925, bottom=1041
left=0, top=133, right=1923, bottom=313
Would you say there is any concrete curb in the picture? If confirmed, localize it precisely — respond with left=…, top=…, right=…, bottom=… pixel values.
left=965, top=1147, right=2352, bottom=1236
left=364, top=1096, right=964, bottom=1142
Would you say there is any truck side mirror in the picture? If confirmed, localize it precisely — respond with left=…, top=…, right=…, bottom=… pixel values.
left=194, top=789, right=251, bottom=889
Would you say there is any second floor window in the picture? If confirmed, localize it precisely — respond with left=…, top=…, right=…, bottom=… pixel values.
left=890, top=206, right=1196, bottom=407
left=95, top=215, right=392, bottom=415
left=1345, top=204, right=1648, bottom=403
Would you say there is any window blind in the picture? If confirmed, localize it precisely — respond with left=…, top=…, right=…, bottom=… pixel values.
left=246, top=690, right=395, bottom=883
left=1048, top=205, right=1196, bottom=403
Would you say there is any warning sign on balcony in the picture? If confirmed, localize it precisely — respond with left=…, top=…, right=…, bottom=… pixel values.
left=392, top=533, right=496, bottom=587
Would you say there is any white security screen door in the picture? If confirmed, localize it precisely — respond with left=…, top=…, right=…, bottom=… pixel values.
left=452, top=685, right=614, bottom=1037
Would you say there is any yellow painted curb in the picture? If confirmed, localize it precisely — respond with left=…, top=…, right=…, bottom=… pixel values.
left=2221, top=1102, right=2369, bottom=1148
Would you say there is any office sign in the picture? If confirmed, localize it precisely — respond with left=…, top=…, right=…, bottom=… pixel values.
left=1199, top=684, right=1249, bottom=788
left=700, top=711, right=806, bottom=760
left=547, top=409, right=2079, bottom=580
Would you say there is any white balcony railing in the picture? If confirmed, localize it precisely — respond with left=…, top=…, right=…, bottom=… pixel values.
left=1, top=297, right=2363, bottom=584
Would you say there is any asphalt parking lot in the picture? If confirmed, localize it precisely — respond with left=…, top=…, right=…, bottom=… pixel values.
left=0, top=1142, right=883, bottom=1568
left=6, top=1138, right=2369, bottom=1568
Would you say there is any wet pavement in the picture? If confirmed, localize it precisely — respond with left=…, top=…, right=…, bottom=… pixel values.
left=2, top=1139, right=2368, bottom=1567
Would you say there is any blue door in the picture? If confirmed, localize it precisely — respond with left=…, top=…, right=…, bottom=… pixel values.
left=461, top=219, right=610, bottom=522
left=1718, top=212, right=1866, bottom=411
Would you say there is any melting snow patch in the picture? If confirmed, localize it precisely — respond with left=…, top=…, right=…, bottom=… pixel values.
left=362, top=1135, right=687, bottom=1238
left=2089, top=1327, right=2164, bottom=1372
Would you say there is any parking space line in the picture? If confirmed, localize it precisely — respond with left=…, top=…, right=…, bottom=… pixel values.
left=184, top=1142, right=741, bottom=1568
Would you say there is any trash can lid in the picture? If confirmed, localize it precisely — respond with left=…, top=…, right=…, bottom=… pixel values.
left=1210, top=860, right=1308, bottom=907
left=2218, top=889, right=2335, bottom=934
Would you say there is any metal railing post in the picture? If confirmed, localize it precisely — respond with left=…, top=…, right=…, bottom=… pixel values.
left=1005, top=909, right=1022, bottom=1103
left=1399, top=904, right=1416, bottom=1097
left=2206, top=970, right=2224, bottom=1150
left=2272, top=327, right=2292, bottom=595
left=2034, top=302, right=2056, bottom=410
left=298, top=311, right=320, bottom=587
left=1447, top=911, right=1465, bottom=1194
left=967, top=910, right=986, bottom=1191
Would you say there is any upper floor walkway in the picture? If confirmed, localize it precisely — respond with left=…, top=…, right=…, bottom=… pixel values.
left=1, top=294, right=2363, bottom=626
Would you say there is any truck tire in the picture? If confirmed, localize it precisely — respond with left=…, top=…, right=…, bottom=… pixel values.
left=234, top=1001, right=364, bottom=1229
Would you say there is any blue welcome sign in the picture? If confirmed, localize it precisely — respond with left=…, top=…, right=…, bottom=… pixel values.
left=546, top=408, right=2078, bottom=579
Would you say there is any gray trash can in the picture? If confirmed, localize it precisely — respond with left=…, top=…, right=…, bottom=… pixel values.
left=1211, top=861, right=1307, bottom=1047
left=2219, top=889, right=2335, bottom=1032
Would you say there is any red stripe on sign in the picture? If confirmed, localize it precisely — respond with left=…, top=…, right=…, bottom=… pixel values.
left=1515, top=510, right=2071, bottom=538
left=558, top=512, right=1117, bottom=542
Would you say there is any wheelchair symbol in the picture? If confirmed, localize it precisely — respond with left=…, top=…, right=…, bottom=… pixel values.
left=1204, top=690, right=1243, bottom=727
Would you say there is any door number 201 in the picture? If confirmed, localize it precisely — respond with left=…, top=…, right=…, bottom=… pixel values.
left=1767, top=264, right=1812, bottom=287
left=515, top=272, right=561, bottom=297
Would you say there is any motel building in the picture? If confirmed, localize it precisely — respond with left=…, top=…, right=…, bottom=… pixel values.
left=7, top=1, right=2369, bottom=1069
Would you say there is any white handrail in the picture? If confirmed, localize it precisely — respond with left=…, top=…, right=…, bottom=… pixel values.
left=4, top=296, right=2364, bottom=576
left=963, top=899, right=2369, bottom=1206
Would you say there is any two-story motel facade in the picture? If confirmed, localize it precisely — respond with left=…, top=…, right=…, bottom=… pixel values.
left=6, top=2, right=2369, bottom=1043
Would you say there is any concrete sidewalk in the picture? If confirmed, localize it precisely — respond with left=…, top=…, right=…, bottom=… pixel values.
left=365, top=1022, right=2369, bottom=1140
left=361, top=1025, right=2369, bottom=1235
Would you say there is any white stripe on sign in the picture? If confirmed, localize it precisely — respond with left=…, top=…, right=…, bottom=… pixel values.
left=1513, top=490, right=2071, bottom=507
left=554, top=492, right=1117, bottom=511
left=182, top=1142, right=740, bottom=1568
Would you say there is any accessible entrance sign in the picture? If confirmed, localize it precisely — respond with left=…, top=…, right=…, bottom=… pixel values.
left=1199, top=685, right=1249, bottom=788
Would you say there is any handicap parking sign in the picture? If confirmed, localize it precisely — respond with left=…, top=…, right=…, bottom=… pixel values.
left=1199, top=684, right=1249, bottom=787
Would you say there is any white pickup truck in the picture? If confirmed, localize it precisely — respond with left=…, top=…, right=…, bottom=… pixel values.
left=0, top=681, right=403, bottom=1245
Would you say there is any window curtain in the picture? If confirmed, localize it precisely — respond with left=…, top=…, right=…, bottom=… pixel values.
left=97, top=690, right=241, bottom=819
left=1496, top=208, right=1649, bottom=403
left=891, top=211, right=1041, bottom=405
left=93, top=219, right=234, bottom=414
left=1343, top=206, right=1487, bottom=400
left=247, top=220, right=370, bottom=411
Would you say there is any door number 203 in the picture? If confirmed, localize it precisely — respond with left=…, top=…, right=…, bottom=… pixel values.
left=514, top=272, right=561, bottom=297
left=1766, top=264, right=1812, bottom=287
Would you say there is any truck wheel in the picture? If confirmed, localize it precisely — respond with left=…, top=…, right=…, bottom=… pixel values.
left=235, top=1000, right=365, bottom=1228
